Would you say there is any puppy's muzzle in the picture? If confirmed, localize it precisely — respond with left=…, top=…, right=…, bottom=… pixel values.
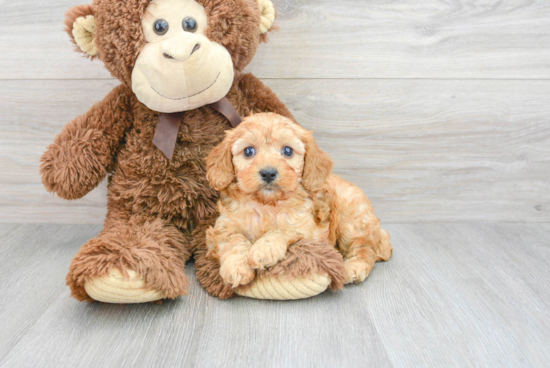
left=260, top=167, right=278, bottom=184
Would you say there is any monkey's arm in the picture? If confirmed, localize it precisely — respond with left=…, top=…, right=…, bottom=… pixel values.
left=40, top=84, right=133, bottom=200
left=238, top=73, right=295, bottom=121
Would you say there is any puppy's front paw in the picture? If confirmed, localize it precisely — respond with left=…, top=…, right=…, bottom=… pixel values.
left=248, top=238, right=287, bottom=270
left=344, top=259, right=373, bottom=284
left=220, top=260, right=255, bottom=288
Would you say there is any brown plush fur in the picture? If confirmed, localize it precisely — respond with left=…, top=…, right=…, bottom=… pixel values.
left=68, top=215, right=191, bottom=301
left=41, top=0, right=299, bottom=301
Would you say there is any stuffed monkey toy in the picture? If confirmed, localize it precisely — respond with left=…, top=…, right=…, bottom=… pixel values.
left=41, top=0, right=347, bottom=303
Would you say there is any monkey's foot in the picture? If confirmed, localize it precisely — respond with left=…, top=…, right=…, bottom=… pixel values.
left=235, top=272, right=331, bottom=300
left=84, top=269, right=165, bottom=304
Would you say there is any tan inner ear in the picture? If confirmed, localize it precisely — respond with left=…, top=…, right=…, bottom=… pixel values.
left=73, top=15, right=98, bottom=56
left=258, top=0, right=275, bottom=34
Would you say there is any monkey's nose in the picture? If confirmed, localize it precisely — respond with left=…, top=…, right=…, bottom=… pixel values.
left=190, top=43, right=201, bottom=56
left=260, top=168, right=278, bottom=184
left=163, top=44, right=200, bottom=61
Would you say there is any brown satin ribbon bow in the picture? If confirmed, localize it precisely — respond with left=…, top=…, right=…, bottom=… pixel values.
left=152, top=97, right=242, bottom=160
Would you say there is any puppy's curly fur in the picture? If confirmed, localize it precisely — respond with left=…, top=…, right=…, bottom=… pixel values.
left=205, top=113, right=392, bottom=288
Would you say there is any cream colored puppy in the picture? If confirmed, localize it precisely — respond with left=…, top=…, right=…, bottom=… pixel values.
left=206, top=113, right=392, bottom=288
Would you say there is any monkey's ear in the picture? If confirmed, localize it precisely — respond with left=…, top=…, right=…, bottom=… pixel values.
left=258, top=0, right=276, bottom=37
left=206, top=133, right=236, bottom=191
left=301, top=130, right=334, bottom=192
left=65, top=5, right=98, bottom=58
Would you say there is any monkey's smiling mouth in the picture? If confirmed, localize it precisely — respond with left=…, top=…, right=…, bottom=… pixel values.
left=151, top=72, right=220, bottom=101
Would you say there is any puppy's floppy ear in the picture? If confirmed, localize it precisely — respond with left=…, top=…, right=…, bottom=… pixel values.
left=206, top=132, right=235, bottom=191
left=301, top=131, right=333, bottom=191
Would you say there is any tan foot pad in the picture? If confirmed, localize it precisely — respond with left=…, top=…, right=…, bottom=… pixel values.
left=84, top=269, right=165, bottom=304
left=235, top=273, right=331, bottom=300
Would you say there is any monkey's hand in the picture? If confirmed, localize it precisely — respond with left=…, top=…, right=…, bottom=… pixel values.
left=40, top=128, right=111, bottom=200
left=40, top=85, right=132, bottom=200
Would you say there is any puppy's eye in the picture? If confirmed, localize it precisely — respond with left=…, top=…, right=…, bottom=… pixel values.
left=182, top=17, right=197, bottom=32
left=154, top=19, right=169, bottom=35
left=244, top=147, right=256, bottom=158
left=282, top=146, right=294, bottom=157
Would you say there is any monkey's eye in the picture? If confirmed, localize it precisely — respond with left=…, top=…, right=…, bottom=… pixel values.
left=282, top=146, right=294, bottom=157
left=182, top=17, right=197, bottom=32
left=154, top=19, right=169, bottom=35
left=244, top=147, right=256, bottom=158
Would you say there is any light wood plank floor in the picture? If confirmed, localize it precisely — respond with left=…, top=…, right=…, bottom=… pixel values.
left=0, top=223, right=548, bottom=367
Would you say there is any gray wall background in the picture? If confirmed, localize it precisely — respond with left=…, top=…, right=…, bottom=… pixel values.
left=1, top=0, right=549, bottom=223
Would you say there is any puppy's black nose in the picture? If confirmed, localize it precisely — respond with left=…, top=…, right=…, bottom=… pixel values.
left=260, top=167, right=278, bottom=183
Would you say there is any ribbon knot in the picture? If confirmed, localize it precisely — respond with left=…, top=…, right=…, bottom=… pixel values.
left=152, top=97, right=242, bottom=160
